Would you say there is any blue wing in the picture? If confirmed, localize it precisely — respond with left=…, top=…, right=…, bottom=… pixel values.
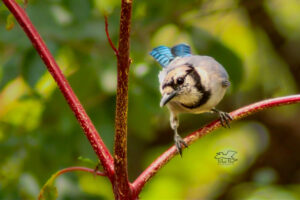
left=171, top=43, right=191, bottom=57
left=150, top=46, right=174, bottom=67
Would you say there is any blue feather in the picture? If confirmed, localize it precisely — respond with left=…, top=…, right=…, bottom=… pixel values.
left=150, top=46, right=174, bottom=67
left=171, top=43, right=191, bottom=57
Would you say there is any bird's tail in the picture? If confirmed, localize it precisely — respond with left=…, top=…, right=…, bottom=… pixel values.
left=150, top=44, right=192, bottom=67
left=149, top=45, right=174, bottom=67
left=171, top=43, right=191, bottom=57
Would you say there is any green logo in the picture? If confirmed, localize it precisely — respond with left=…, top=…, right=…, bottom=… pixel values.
left=215, top=150, right=238, bottom=165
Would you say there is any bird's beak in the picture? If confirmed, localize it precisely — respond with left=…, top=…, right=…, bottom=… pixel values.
left=160, top=90, right=178, bottom=107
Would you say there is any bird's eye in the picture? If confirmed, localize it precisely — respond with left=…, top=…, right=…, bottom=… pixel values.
left=177, top=77, right=184, bottom=85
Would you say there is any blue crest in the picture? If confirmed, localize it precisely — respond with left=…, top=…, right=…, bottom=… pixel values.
left=149, top=46, right=174, bottom=67
left=171, top=44, right=191, bottom=57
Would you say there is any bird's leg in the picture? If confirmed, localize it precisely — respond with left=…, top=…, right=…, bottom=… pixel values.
left=170, top=113, right=188, bottom=156
left=174, top=129, right=188, bottom=156
left=211, top=108, right=232, bottom=128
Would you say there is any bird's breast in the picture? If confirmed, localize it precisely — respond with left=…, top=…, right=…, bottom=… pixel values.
left=167, top=86, right=227, bottom=114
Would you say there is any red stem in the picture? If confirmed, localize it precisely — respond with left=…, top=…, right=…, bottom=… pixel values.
left=104, top=15, right=118, bottom=56
left=113, top=0, right=133, bottom=199
left=56, top=166, right=106, bottom=177
left=38, top=166, right=106, bottom=200
left=2, top=0, right=114, bottom=180
left=132, top=94, right=300, bottom=194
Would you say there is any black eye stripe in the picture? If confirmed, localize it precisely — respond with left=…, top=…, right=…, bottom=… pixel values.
left=174, top=67, right=194, bottom=85
left=180, top=90, right=211, bottom=109
left=163, top=64, right=202, bottom=89
left=162, top=77, right=175, bottom=89
left=180, top=63, right=211, bottom=108
left=162, top=63, right=211, bottom=109
left=184, top=64, right=205, bottom=92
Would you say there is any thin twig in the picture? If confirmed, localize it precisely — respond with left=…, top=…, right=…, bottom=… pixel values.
left=104, top=15, right=118, bottom=56
left=56, top=166, right=106, bottom=177
left=38, top=166, right=106, bottom=199
left=2, top=0, right=115, bottom=180
left=132, top=94, right=300, bottom=194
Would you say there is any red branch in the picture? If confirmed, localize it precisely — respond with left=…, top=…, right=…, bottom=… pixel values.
left=113, top=0, right=133, bottom=199
left=132, top=94, right=300, bottom=194
left=2, top=0, right=114, bottom=180
left=104, top=15, right=118, bottom=56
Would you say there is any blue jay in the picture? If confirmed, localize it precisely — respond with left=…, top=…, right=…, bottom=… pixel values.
left=150, top=44, right=232, bottom=155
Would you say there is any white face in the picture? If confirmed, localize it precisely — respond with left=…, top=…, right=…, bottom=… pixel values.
left=160, top=65, right=204, bottom=107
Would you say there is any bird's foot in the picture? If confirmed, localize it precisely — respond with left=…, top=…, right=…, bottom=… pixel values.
left=174, top=133, right=188, bottom=156
left=211, top=108, right=232, bottom=128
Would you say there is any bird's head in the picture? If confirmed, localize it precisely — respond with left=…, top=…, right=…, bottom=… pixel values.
left=160, top=64, right=205, bottom=107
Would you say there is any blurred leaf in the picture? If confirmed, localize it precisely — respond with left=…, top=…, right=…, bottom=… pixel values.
left=229, top=183, right=300, bottom=200
left=141, top=122, right=269, bottom=199
left=50, top=4, right=73, bottom=26
left=128, top=65, right=162, bottom=140
left=188, top=26, right=244, bottom=90
left=38, top=172, right=59, bottom=200
left=77, top=156, right=98, bottom=167
left=78, top=173, right=114, bottom=199
left=0, top=55, right=22, bottom=90
left=22, top=49, right=47, bottom=88
left=38, top=184, right=57, bottom=200
left=63, top=0, right=91, bottom=23
left=2, top=98, right=43, bottom=131
left=151, top=24, right=191, bottom=47
left=265, top=0, right=300, bottom=38
left=23, top=0, right=28, bottom=7
left=15, top=0, right=29, bottom=7
left=19, top=173, right=40, bottom=199
left=5, top=14, right=15, bottom=30
left=15, top=0, right=25, bottom=4
left=93, top=0, right=120, bottom=14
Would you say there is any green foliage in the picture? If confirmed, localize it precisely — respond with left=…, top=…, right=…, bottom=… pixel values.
left=5, top=14, right=14, bottom=30
left=0, top=0, right=300, bottom=199
left=188, top=27, right=244, bottom=89
left=0, top=54, right=22, bottom=89
left=22, top=49, right=47, bottom=88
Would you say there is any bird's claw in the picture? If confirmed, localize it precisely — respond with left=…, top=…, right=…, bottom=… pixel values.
left=219, top=111, right=232, bottom=128
left=212, top=108, right=232, bottom=128
left=174, top=134, right=188, bottom=156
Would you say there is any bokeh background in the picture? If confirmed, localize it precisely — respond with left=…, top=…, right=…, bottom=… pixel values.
left=1, top=0, right=300, bottom=199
